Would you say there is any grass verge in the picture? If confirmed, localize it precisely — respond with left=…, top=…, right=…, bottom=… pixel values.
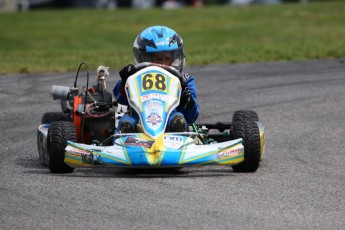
left=0, top=1, right=344, bottom=74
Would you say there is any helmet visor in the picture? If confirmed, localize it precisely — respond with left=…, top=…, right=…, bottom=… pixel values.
left=134, top=48, right=184, bottom=71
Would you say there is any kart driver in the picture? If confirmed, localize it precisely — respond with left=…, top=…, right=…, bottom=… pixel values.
left=113, top=25, right=199, bottom=133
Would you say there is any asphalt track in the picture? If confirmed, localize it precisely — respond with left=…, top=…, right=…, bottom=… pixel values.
left=1, top=59, right=345, bottom=229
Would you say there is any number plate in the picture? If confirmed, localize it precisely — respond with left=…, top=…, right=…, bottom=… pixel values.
left=141, top=73, right=167, bottom=92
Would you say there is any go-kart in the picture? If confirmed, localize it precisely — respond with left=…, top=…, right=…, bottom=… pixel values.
left=37, top=62, right=265, bottom=173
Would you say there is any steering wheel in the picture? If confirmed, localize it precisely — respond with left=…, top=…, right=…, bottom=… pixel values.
left=134, top=62, right=183, bottom=82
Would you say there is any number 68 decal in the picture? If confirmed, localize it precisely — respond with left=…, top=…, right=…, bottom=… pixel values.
left=142, top=73, right=167, bottom=92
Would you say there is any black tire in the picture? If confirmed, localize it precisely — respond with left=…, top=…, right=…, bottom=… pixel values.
left=232, top=110, right=259, bottom=122
left=41, top=112, right=69, bottom=124
left=37, top=112, right=68, bottom=166
left=48, top=121, right=76, bottom=173
left=231, top=120, right=261, bottom=172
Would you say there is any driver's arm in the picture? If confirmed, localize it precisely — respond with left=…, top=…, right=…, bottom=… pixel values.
left=113, top=80, right=129, bottom=106
left=178, top=76, right=199, bottom=124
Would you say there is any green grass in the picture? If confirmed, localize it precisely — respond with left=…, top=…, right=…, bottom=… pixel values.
left=0, top=1, right=345, bottom=74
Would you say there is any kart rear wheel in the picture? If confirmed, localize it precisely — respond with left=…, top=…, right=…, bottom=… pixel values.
left=48, top=121, right=76, bottom=173
left=41, top=112, right=70, bottom=124
left=232, top=110, right=259, bottom=122
left=231, top=120, right=261, bottom=172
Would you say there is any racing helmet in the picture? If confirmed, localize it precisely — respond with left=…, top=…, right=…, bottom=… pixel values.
left=133, top=26, right=185, bottom=72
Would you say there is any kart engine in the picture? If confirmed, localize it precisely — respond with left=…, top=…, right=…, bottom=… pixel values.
left=51, top=69, right=115, bottom=145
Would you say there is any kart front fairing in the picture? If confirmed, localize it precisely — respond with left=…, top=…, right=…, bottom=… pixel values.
left=65, top=134, right=244, bottom=168
left=64, top=65, right=245, bottom=168
left=125, top=66, right=181, bottom=139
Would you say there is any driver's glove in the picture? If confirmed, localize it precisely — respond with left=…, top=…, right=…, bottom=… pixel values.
left=119, top=64, right=136, bottom=84
left=180, top=85, right=195, bottom=110
left=179, top=73, right=195, bottom=110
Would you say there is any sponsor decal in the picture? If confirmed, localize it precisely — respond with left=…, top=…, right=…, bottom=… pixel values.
left=141, top=93, right=169, bottom=102
left=66, top=146, right=89, bottom=156
left=151, top=93, right=160, bottom=99
left=146, top=112, right=162, bottom=126
left=145, top=99, right=162, bottom=110
left=66, top=146, right=102, bottom=165
left=155, top=41, right=169, bottom=46
left=160, top=94, right=169, bottom=101
left=144, top=100, right=164, bottom=127
left=125, top=137, right=154, bottom=148
left=81, top=152, right=101, bottom=165
left=217, top=148, right=240, bottom=159
left=141, top=94, right=150, bottom=102
left=164, top=136, right=184, bottom=149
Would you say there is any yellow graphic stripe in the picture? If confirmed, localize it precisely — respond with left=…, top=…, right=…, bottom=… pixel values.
left=67, top=141, right=131, bottom=165
left=165, top=76, right=171, bottom=112
left=155, top=134, right=166, bottom=166
left=178, top=138, right=189, bottom=164
left=144, top=134, right=166, bottom=166
left=65, top=153, right=114, bottom=167
left=139, top=133, right=155, bottom=165
left=179, top=149, right=218, bottom=164
left=217, top=154, right=244, bottom=165
left=135, top=75, right=142, bottom=111
left=260, top=131, right=265, bottom=160
left=65, top=153, right=83, bottom=166
left=179, top=143, right=243, bottom=165
left=118, top=137, right=132, bottom=165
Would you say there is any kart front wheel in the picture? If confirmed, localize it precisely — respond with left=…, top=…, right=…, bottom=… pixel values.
left=231, top=120, right=261, bottom=172
left=48, top=121, right=76, bottom=173
left=232, top=110, right=259, bottom=122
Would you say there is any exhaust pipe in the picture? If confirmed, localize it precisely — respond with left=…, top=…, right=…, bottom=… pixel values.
left=51, top=85, right=70, bottom=100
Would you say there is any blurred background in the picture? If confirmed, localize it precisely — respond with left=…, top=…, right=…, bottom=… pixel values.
left=0, top=0, right=326, bottom=11
left=1, top=0, right=343, bottom=74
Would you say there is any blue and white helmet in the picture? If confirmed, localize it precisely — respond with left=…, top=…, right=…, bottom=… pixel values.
left=133, top=26, right=185, bottom=72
